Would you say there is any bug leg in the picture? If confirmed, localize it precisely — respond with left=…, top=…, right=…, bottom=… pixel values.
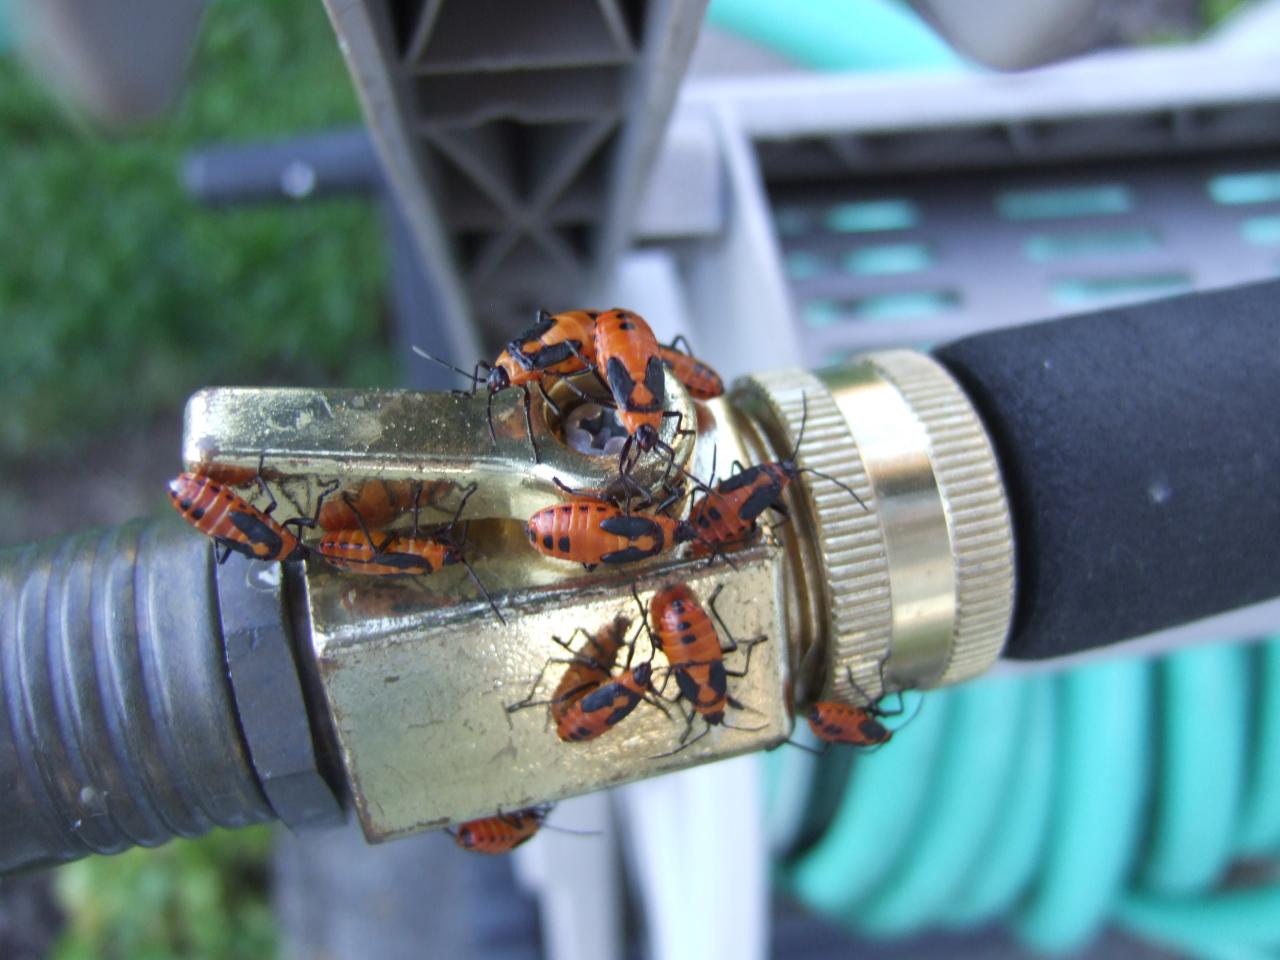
left=255, top=468, right=280, bottom=517
left=214, top=540, right=231, bottom=565
left=285, top=478, right=340, bottom=538
left=506, top=656, right=585, bottom=712
left=667, top=334, right=694, bottom=356
left=518, top=384, right=541, bottom=464
left=448, top=481, right=478, bottom=531
left=536, top=380, right=563, bottom=421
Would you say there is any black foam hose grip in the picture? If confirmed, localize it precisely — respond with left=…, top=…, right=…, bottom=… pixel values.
left=0, top=519, right=278, bottom=873
left=933, top=279, right=1280, bottom=660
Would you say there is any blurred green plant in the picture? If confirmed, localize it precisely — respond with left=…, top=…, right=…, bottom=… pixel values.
left=0, top=0, right=394, bottom=461
left=52, top=827, right=277, bottom=960
left=1202, top=0, right=1250, bottom=27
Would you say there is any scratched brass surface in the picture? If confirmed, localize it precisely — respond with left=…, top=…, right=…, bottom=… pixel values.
left=182, top=376, right=698, bottom=527
left=179, top=350, right=1013, bottom=843
left=305, top=547, right=787, bottom=841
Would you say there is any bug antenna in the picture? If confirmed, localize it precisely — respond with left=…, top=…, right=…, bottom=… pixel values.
left=540, top=823, right=602, bottom=839
left=412, top=345, right=484, bottom=385
left=462, top=558, right=506, bottom=626
left=800, top=466, right=868, bottom=511
left=790, top=391, right=809, bottom=463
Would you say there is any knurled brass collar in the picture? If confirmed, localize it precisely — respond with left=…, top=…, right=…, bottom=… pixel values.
left=734, top=352, right=1015, bottom=704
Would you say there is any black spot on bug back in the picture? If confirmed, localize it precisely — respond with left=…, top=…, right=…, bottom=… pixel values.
left=740, top=483, right=782, bottom=523
left=674, top=670, right=703, bottom=704
left=530, top=341, right=577, bottom=368
left=642, top=356, right=666, bottom=408
left=860, top=716, right=890, bottom=743
left=618, top=321, right=634, bottom=331
left=558, top=536, right=571, bottom=552
left=708, top=660, right=728, bottom=697
left=680, top=633, right=697, bottom=645
left=189, top=507, right=205, bottom=520
left=599, top=514, right=660, bottom=541
left=606, top=356, right=637, bottom=406
left=718, top=467, right=763, bottom=494
left=580, top=681, right=621, bottom=715
left=708, top=506, right=722, bottom=521
left=179, top=499, right=193, bottom=511
left=601, top=545, right=659, bottom=564
left=228, top=511, right=284, bottom=556
left=543, top=535, right=554, bottom=549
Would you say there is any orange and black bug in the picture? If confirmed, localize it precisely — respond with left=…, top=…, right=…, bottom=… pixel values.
left=413, top=309, right=599, bottom=462
left=545, top=616, right=631, bottom=731
left=524, top=498, right=696, bottom=570
left=594, top=308, right=665, bottom=448
left=449, top=805, right=552, bottom=854
left=508, top=619, right=667, bottom=743
left=689, top=395, right=867, bottom=557
left=168, top=467, right=336, bottom=564
left=553, top=661, right=658, bottom=743
left=644, top=583, right=767, bottom=756
left=317, top=478, right=444, bottom=531
left=315, top=482, right=506, bottom=625
left=658, top=335, right=724, bottom=401
left=798, top=662, right=916, bottom=751
left=593, top=309, right=692, bottom=489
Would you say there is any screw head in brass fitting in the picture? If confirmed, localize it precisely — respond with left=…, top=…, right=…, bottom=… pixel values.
left=733, top=352, right=1015, bottom=707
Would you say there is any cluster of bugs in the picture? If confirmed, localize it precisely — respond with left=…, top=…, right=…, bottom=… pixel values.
left=168, top=462, right=505, bottom=624
left=171, top=305, right=894, bottom=855
left=468, top=581, right=768, bottom=853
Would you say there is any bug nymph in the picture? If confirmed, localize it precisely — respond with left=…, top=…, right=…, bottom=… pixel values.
left=688, top=392, right=868, bottom=558
left=450, top=805, right=552, bottom=854
left=314, top=481, right=506, bottom=625
left=524, top=498, right=697, bottom=570
left=414, top=308, right=599, bottom=463
left=642, top=583, right=768, bottom=757
left=168, top=465, right=335, bottom=565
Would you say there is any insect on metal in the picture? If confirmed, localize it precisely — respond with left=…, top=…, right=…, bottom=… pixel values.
left=413, top=308, right=599, bottom=462
left=448, top=805, right=552, bottom=854
left=315, top=480, right=506, bottom=625
left=689, top=393, right=867, bottom=559
left=524, top=494, right=698, bottom=571
left=798, top=660, right=919, bottom=752
left=169, top=458, right=337, bottom=564
left=507, top=617, right=668, bottom=743
left=642, top=583, right=768, bottom=758
left=657, top=335, right=724, bottom=401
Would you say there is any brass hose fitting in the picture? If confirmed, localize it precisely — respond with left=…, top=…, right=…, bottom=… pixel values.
left=182, top=350, right=1014, bottom=842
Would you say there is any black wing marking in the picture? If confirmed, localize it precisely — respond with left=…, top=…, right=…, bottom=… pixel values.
left=228, top=511, right=284, bottom=556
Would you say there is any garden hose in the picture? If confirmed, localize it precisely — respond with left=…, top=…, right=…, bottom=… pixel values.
left=772, top=635, right=1280, bottom=957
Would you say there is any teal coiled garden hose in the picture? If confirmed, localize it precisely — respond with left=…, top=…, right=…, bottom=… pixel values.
left=767, top=636, right=1280, bottom=957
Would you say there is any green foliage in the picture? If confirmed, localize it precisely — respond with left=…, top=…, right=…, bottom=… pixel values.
left=52, top=827, right=277, bottom=960
left=0, top=0, right=394, bottom=460
left=1202, top=0, right=1250, bottom=27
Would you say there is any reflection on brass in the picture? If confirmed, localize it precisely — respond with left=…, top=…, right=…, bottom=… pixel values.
left=180, top=349, right=1015, bottom=842
left=307, top=547, right=787, bottom=841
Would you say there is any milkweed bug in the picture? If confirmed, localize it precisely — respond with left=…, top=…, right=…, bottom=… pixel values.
left=658, top=335, right=724, bottom=401
left=524, top=497, right=697, bottom=570
left=801, top=661, right=917, bottom=750
left=643, top=583, right=768, bottom=757
left=508, top=618, right=667, bottom=743
left=317, top=478, right=443, bottom=531
left=449, top=805, right=551, bottom=854
left=315, top=481, right=506, bottom=625
left=413, top=309, right=599, bottom=462
left=545, top=616, right=630, bottom=730
left=689, top=393, right=867, bottom=558
left=168, top=462, right=337, bottom=564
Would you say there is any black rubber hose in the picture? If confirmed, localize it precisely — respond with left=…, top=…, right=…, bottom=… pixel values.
left=0, top=519, right=277, bottom=873
left=933, top=279, right=1280, bottom=660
